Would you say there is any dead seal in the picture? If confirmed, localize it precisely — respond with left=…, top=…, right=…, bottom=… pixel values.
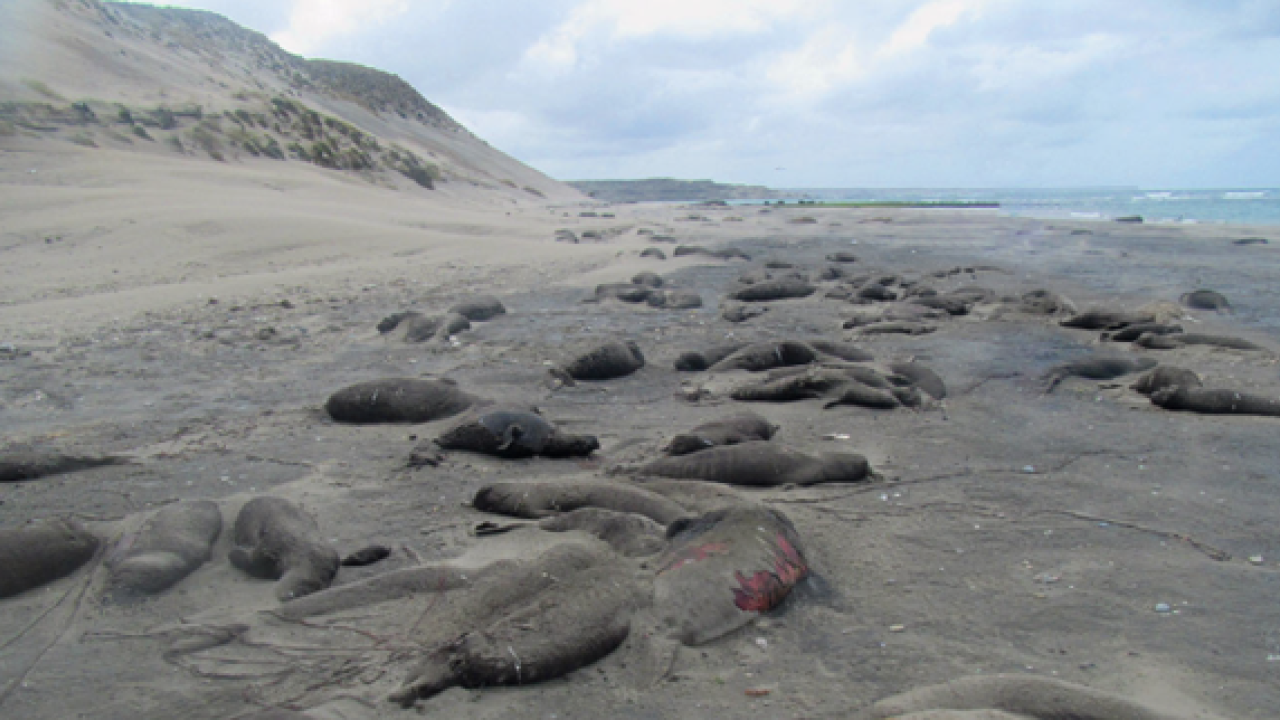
left=664, top=411, right=779, bottom=455
left=1101, top=322, right=1183, bottom=343
left=389, top=543, right=640, bottom=707
left=1179, top=289, right=1231, bottom=313
left=632, top=271, right=664, bottom=288
left=447, top=295, right=506, bottom=322
left=105, top=500, right=222, bottom=601
left=726, top=277, right=816, bottom=302
left=229, top=497, right=340, bottom=601
left=0, top=519, right=99, bottom=598
left=433, top=406, right=600, bottom=458
left=379, top=311, right=471, bottom=342
left=325, top=377, right=483, bottom=424
left=867, top=674, right=1193, bottom=720
left=1135, top=332, right=1264, bottom=351
left=888, top=360, right=946, bottom=399
left=551, top=340, right=646, bottom=383
left=635, top=441, right=876, bottom=486
left=592, top=283, right=655, bottom=304
left=708, top=341, right=821, bottom=372
left=1042, top=354, right=1157, bottom=393
left=646, top=289, right=703, bottom=309
left=472, top=480, right=689, bottom=524
left=0, top=451, right=128, bottom=483
left=853, top=321, right=937, bottom=335
left=823, top=382, right=921, bottom=410
left=673, top=245, right=751, bottom=260
left=674, top=343, right=747, bottom=371
left=1130, top=366, right=1203, bottom=396
left=1061, top=308, right=1156, bottom=330
left=652, top=504, right=809, bottom=644
left=721, top=303, right=768, bottom=323
left=1150, top=387, right=1280, bottom=416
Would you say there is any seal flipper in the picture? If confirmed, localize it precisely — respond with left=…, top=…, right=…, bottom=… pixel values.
left=229, top=546, right=280, bottom=579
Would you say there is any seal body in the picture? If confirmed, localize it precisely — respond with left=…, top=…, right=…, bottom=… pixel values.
left=560, top=340, right=645, bottom=381
left=1130, top=366, right=1203, bottom=395
left=106, top=500, right=222, bottom=600
left=325, top=377, right=482, bottom=423
left=636, top=441, right=875, bottom=486
left=1043, top=355, right=1157, bottom=392
left=708, top=341, right=820, bottom=372
left=0, top=519, right=99, bottom=598
left=726, top=277, right=815, bottom=302
left=447, top=295, right=506, bottom=321
left=229, top=497, right=340, bottom=601
left=665, top=411, right=778, bottom=455
left=0, top=452, right=125, bottom=483
left=434, top=407, right=599, bottom=458
left=675, top=343, right=746, bottom=371
left=653, top=505, right=809, bottom=644
left=1150, top=387, right=1280, bottom=416
left=472, top=481, right=688, bottom=524
left=1180, top=289, right=1231, bottom=313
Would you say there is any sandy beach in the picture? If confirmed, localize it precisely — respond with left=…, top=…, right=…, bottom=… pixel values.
left=3, top=144, right=1279, bottom=719
left=4, top=2, right=1280, bottom=718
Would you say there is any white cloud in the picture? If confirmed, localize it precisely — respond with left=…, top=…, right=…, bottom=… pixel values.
left=881, top=0, right=992, bottom=56
left=269, top=0, right=417, bottom=57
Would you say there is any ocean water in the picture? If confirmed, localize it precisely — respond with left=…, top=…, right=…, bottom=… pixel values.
left=764, top=188, right=1280, bottom=226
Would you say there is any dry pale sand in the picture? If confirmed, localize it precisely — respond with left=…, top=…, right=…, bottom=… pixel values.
left=2, top=145, right=1279, bottom=720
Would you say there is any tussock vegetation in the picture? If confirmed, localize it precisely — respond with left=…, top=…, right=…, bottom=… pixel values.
left=0, top=95, right=441, bottom=189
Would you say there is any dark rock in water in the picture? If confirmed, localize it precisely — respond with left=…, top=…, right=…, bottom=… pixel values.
left=664, top=411, right=779, bottom=455
left=1042, top=355, right=1157, bottom=393
left=640, top=247, right=667, bottom=260
left=229, top=497, right=340, bottom=601
left=1102, top=322, right=1183, bottom=343
left=1233, top=237, right=1269, bottom=246
left=727, top=277, right=816, bottom=302
left=709, top=341, right=821, bottom=372
left=632, top=271, right=664, bottom=288
left=1179, top=289, right=1232, bottom=313
left=558, top=340, right=646, bottom=381
left=593, top=283, right=654, bottom=304
left=105, top=501, right=222, bottom=601
left=326, top=377, right=483, bottom=424
left=1151, top=387, right=1280, bottom=416
left=341, top=545, right=392, bottom=567
left=0, top=451, right=128, bottom=483
left=673, top=245, right=751, bottom=260
left=0, top=519, right=100, bottom=598
left=434, top=406, right=599, bottom=458
left=635, top=441, right=875, bottom=486
left=1114, top=215, right=1144, bottom=223
left=721, top=303, right=768, bottom=323
left=675, top=343, right=747, bottom=371
left=1130, top=366, right=1202, bottom=396
left=827, top=251, right=859, bottom=263
left=448, top=295, right=506, bottom=322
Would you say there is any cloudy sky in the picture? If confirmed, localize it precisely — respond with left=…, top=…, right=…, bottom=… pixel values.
left=117, top=0, right=1280, bottom=188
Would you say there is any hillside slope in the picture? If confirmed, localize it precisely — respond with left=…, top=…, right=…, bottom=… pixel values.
left=0, top=0, right=580, bottom=202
